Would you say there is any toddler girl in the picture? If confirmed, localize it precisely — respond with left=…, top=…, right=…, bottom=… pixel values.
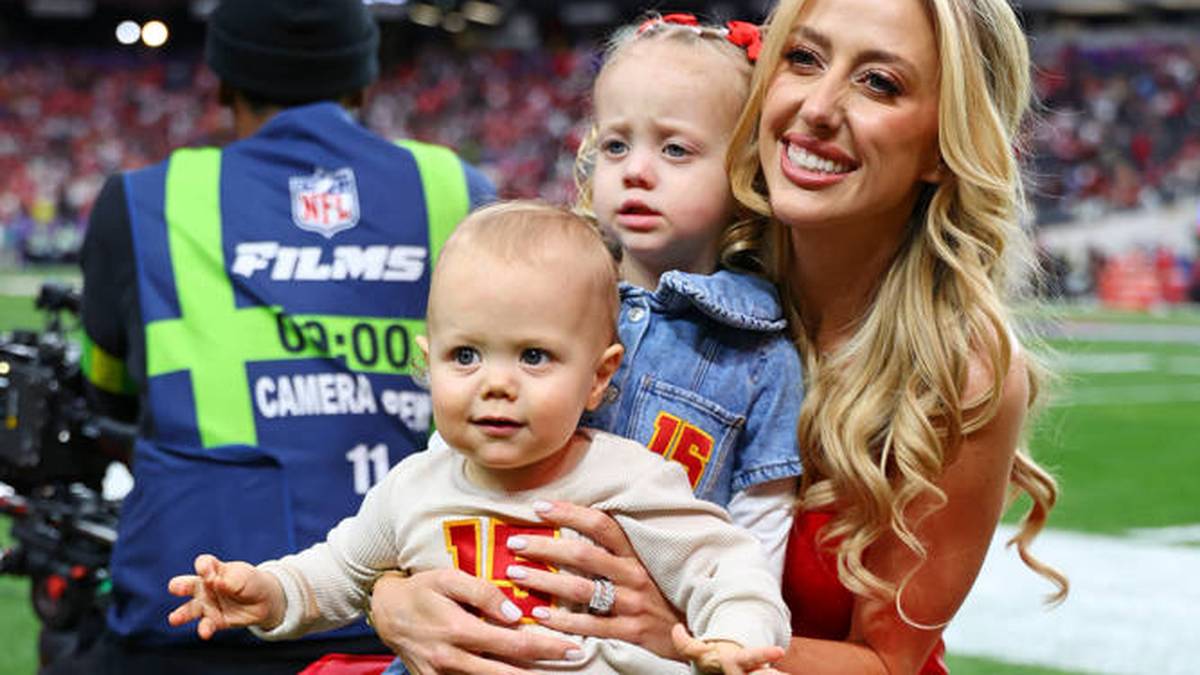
left=577, top=13, right=802, bottom=575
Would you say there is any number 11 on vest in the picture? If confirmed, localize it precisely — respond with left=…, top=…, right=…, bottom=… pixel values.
left=346, top=443, right=389, bottom=495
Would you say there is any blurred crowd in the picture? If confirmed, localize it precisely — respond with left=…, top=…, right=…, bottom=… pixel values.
left=0, top=44, right=596, bottom=265
left=1029, top=33, right=1200, bottom=224
left=0, top=50, right=229, bottom=263
left=1, top=32, right=1198, bottom=304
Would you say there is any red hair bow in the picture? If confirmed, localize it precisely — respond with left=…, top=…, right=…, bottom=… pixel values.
left=636, top=13, right=762, bottom=64
left=637, top=12, right=700, bottom=35
left=724, top=20, right=762, bottom=63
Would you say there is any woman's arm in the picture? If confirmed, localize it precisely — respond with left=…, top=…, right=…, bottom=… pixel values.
left=777, top=351, right=1032, bottom=674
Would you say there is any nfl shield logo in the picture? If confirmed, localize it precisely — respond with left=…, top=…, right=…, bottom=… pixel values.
left=289, top=167, right=361, bottom=238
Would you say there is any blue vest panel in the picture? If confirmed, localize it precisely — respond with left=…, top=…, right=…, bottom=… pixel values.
left=111, top=104, right=470, bottom=644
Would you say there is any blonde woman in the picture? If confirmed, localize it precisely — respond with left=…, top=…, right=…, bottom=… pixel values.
left=367, top=0, right=1067, bottom=672
left=670, top=0, right=1070, bottom=671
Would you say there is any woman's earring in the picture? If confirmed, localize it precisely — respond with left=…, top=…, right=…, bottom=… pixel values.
left=923, top=157, right=948, bottom=185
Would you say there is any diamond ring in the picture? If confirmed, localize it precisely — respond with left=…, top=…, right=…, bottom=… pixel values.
left=587, top=577, right=616, bottom=615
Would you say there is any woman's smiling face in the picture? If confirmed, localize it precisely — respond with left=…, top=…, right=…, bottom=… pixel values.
left=758, top=0, right=943, bottom=238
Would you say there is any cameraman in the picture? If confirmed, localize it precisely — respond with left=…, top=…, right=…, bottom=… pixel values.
left=56, top=1, right=493, bottom=672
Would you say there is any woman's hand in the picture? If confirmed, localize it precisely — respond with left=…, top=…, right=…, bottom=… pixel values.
left=502, top=500, right=685, bottom=660
left=369, top=568, right=581, bottom=675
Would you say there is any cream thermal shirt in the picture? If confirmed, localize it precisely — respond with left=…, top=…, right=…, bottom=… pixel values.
left=256, top=429, right=790, bottom=674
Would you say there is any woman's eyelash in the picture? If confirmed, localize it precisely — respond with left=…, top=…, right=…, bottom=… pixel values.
left=783, top=43, right=904, bottom=97
left=785, top=47, right=820, bottom=66
left=861, top=71, right=902, bottom=96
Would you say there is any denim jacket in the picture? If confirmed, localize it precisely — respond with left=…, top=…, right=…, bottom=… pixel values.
left=582, top=269, right=804, bottom=507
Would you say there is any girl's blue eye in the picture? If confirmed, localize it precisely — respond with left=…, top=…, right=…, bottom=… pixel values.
left=520, top=348, right=549, bottom=366
left=452, top=347, right=479, bottom=366
left=601, top=139, right=628, bottom=156
left=663, top=143, right=689, bottom=159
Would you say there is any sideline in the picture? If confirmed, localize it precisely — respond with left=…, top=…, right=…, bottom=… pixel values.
left=1039, top=320, right=1200, bottom=344
left=0, top=273, right=82, bottom=297
left=945, top=525, right=1200, bottom=675
left=1050, top=383, right=1200, bottom=407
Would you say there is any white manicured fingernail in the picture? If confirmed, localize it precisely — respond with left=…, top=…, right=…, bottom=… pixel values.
left=500, top=600, right=522, bottom=622
left=531, top=606, right=551, bottom=620
left=532, top=500, right=553, bottom=513
left=506, top=536, right=527, bottom=550
left=506, top=565, right=527, bottom=580
left=565, top=648, right=584, bottom=661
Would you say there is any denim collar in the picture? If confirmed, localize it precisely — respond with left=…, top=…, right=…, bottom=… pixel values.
left=620, top=269, right=786, bottom=332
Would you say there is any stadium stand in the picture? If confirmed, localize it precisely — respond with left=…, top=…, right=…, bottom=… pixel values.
left=0, top=44, right=595, bottom=264
left=1, top=25, right=1198, bottom=300
left=1028, top=30, right=1200, bottom=225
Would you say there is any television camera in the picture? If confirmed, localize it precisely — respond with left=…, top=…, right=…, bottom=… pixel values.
left=0, top=283, right=134, bottom=663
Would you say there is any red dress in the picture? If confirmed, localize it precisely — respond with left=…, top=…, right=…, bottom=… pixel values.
left=782, top=510, right=948, bottom=674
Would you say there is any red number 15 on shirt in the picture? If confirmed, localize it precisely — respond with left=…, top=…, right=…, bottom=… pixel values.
left=443, top=518, right=558, bottom=621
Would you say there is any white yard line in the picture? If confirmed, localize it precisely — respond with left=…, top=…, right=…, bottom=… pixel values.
left=0, top=274, right=80, bottom=297
left=1126, top=524, right=1200, bottom=546
left=1050, top=383, right=1200, bottom=407
left=1053, top=353, right=1200, bottom=376
left=1037, top=319, right=1200, bottom=345
left=1053, top=352, right=1157, bottom=374
left=945, top=525, right=1200, bottom=674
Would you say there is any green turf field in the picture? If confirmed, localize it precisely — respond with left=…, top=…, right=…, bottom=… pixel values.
left=0, top=294, right=46, bottom=332
left=1005, top=335, right=1200, bottom=535
left=3, top=289, right=1198, bottom=674
left=0, top=529, right=39, bottom=674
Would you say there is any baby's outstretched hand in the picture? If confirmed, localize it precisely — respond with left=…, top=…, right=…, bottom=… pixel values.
left=671, top=623, right=786, bottom=675
left=167, top=553, right=284, bottom=639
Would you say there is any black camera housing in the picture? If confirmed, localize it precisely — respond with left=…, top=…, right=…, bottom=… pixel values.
left=1, top=283, right=133, bottom=658
left=0, top=316, right=110, bottom=492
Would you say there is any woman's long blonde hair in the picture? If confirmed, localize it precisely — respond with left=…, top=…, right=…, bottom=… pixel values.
left=728, top=0, right=1068, bottom=611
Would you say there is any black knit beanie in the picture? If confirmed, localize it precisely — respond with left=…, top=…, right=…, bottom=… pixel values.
left=205, top=0, right=380, bottom=104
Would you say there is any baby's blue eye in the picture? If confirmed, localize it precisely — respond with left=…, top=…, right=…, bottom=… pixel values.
left=520, top=348, right=549, bottom=366
left=452, top=347, right=479, bottom=366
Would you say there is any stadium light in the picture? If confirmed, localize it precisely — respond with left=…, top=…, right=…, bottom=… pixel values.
left=408, top=3, right=441, bottom=27
left=462, top=1, right=503, bottom=25
left=115, top=20, right=141, bottom=45
left=141, top=19, right=169, bottom=48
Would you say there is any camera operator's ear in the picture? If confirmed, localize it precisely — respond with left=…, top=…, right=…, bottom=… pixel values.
left=341, top=90, right=366, bottom=110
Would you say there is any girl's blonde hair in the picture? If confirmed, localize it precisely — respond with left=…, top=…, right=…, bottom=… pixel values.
left=727, top=0, right=1068, bottom=614
left=573, top=14, right=764, bottom=273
